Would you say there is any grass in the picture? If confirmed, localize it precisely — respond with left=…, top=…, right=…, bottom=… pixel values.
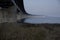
left=0, top=23, right=60, bottom=40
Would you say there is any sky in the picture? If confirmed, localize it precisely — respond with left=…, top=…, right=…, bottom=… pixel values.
left=24, top=0, right=60, bottom=17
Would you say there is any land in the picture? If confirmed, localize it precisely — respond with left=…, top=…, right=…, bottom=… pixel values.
left=0, top=23, right=60, bottom=40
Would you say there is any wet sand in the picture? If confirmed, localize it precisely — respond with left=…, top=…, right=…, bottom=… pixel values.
left=0, top=23, right=60, bottom=40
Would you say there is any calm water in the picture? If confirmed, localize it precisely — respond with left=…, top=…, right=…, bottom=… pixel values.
left=17, top=16, right=60, bottom=24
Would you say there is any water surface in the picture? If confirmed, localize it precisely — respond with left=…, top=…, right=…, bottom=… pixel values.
left=18, top=16, right=60, bottom=24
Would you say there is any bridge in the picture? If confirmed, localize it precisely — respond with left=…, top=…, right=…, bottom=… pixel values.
left=0, top=0, right=32, bottom=23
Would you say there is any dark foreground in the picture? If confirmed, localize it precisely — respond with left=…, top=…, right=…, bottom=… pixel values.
left=0, top=23, right=60, bottom=40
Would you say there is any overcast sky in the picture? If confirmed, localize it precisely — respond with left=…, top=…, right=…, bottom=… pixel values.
left=24, top=0, right=60, bottom=17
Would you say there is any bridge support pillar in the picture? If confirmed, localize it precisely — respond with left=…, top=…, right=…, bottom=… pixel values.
left=0, top=6, right=17, bottom=23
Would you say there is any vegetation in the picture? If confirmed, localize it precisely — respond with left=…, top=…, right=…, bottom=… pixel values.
left=0, top=23, right=60, bottom=40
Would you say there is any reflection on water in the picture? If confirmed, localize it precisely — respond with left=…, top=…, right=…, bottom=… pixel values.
left=17, top=16, right=60, bottom=24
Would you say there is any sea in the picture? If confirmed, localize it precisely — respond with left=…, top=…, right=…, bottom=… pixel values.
left=17, top=16, right=60, bottom=24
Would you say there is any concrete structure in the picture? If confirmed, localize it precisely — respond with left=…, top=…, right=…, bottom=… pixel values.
left=0, top=0, right=31, bottom=23
left=0, top=6, right=17, bottom=23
